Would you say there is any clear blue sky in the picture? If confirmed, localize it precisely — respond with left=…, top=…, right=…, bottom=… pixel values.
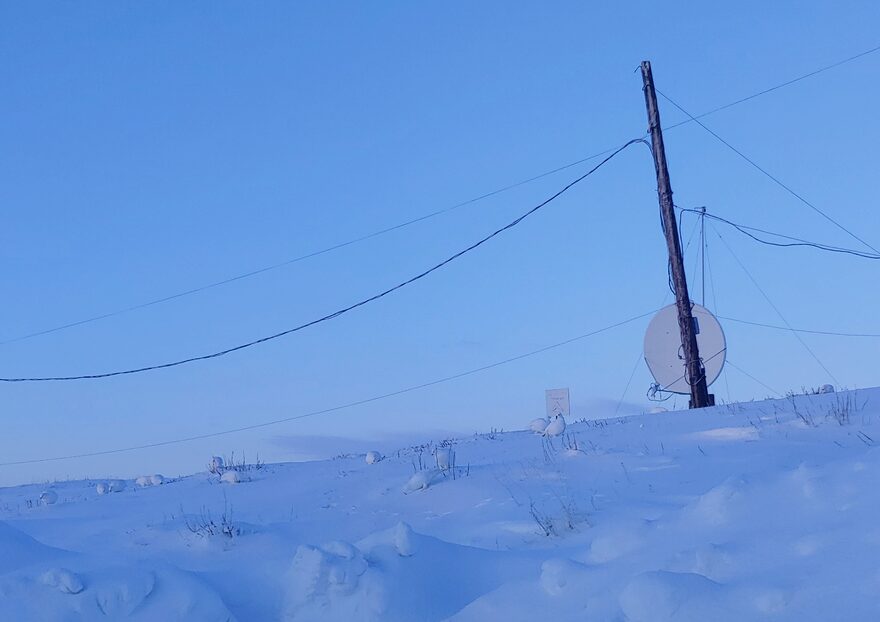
left=1, top=2, right=878, bottom=486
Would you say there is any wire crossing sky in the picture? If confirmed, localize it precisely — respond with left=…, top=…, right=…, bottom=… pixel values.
left=2, top=40, right=878, bottom=347
left=1, top=1, right=878, bottom=486
left=0, top=138, right=647, bottom=382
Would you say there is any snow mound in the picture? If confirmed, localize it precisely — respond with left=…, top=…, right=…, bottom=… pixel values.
left=540, top=558, right=587, bottom=596
left=284, top=524, right=528, bottom=622
left=284, top=541, right=375, bottom=621
left=0, top=563, right=236, bottom=621
left=0, top=521, right=67, bottom=574
left=357, top=521, right=415, bottom=557
left=687, top=477, right=747, bottom=526
left=221, top=470, right=243, bottom=484
left=588, top=522, right=648, bottom=563
left=40, top=568, right=84, bottom=594
left=365, top=451, right=382, bottom=464
left=402, top=470, right=434, bottom=493
left=39, top=490, right=58, bottom=505
left=619, top=571, right=724, bottom=622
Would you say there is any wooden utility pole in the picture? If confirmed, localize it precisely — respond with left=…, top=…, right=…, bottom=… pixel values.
left=640, top=60, right=712, bottom=409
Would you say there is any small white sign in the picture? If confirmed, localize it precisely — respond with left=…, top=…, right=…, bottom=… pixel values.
left=545, top=388, right=570, bottom=418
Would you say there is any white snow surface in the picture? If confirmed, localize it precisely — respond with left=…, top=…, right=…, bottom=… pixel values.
left=2, top=389, right=880, bottom=620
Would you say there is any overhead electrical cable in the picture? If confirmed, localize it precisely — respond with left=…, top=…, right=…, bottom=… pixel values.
left=0, top=146, right=618, bottom=346
left=662, top=43, right=880, bottom=131
left=725, top=359, right=781, bottom=397
left=656, top=90, right=880, bottom=255
left=7, top=42, right=879, bottom=346
left=0, top=309, right=658, bottom=466
left=709, top=223, right=840, bottom=386
left=678, top=207, right=880, bottom=259
left=703, top=229, right=732, bottom=402
left=0, top=139, right=648, bottom=383
left=717, top=315, right=880, bottom=338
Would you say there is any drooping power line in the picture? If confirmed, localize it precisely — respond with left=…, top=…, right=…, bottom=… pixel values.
left=656, top=90, right=880, bottom=255
left=677, top=207, right=880, bottom=260
left=709, top=223, right=840, bottom=386
left=0, top=139, right=648, bottom=383
left=0, top=146, right=619, bottom=346
left=7, top=42, right=879, bottom=346
left=718, top=315, right=880, bottom=338
left=0, top=309, right=658, bottom=466
left=663, top=43, right=880, bottom=131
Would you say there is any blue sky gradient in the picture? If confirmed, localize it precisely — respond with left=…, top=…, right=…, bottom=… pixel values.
left=1, top=2, right=879, bottom=485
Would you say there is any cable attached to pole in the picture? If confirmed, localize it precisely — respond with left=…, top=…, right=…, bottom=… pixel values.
left=677, top=206, right=880, bottom=260
left=657, top=91, right=880, bottom=255
left=0, top=139, right=649, bottom=383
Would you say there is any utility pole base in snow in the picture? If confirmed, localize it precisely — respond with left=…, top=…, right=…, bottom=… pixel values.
left=689, top=394, right=716, bottom=409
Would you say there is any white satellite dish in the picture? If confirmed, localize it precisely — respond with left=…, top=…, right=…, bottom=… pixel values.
left=644, top=303, right=726, bottom=395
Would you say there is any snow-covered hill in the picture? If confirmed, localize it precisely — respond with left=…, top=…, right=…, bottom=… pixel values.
left=2, top=388, right=879, bottom=621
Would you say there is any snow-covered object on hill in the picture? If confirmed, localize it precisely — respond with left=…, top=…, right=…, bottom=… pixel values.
left=543, top=414, right=566, bottom=437
left=2, top=388, right=880, bottom=620
left=209, top=456, right=224, bottom=474
left=220, top=470, right=242, bottom=484
left=529, top=417, right=549, bottom=434
left=283, top=522, right=521, bottom=621
left=1, top=560, right=235, bottom=621
left=39, top=490, right=58, bottom=505
left=820, top=384, right=835, bottom=394
left=365, top=451, right=382, bottom=464
left=40, top=568, right=83, bottom=594
left=434, top=447, right=452, bottom=470
left=402, top=470, right=434, bottom=493
left=150, top=474, right=165, bottom=486
left=95, top=482, right=109, bottom=495
left=135, top=476, right=153, bottom=488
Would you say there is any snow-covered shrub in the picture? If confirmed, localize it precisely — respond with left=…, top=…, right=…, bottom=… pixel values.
left=365, top=451, right=382, bottom=465
left=150, top=474, right=165, bottom=486
left=527, top=491, right=585, bottom=537
left=39, top=490, right=58, bottom=506
left=530, top=417, right=549, bottom=434
left=434, top=447, right=453, bottom=471
left=135, top=476, right=153, bottom=488
left=184, top=499, right=239, bottom=539
left=220, top=451, right=264, bottom=473
left=95, top=483, right=109, bottom=495
left=40, top=568, right=83, bottom=594
left=826, top=392, right=864, bottom=426
left=209, top=456, right=224, bottom=474
left=108, top=480, right=126, bottom=493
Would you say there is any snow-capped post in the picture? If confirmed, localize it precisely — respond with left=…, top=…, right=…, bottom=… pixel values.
left=640, top=60, right=712, bottom=409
